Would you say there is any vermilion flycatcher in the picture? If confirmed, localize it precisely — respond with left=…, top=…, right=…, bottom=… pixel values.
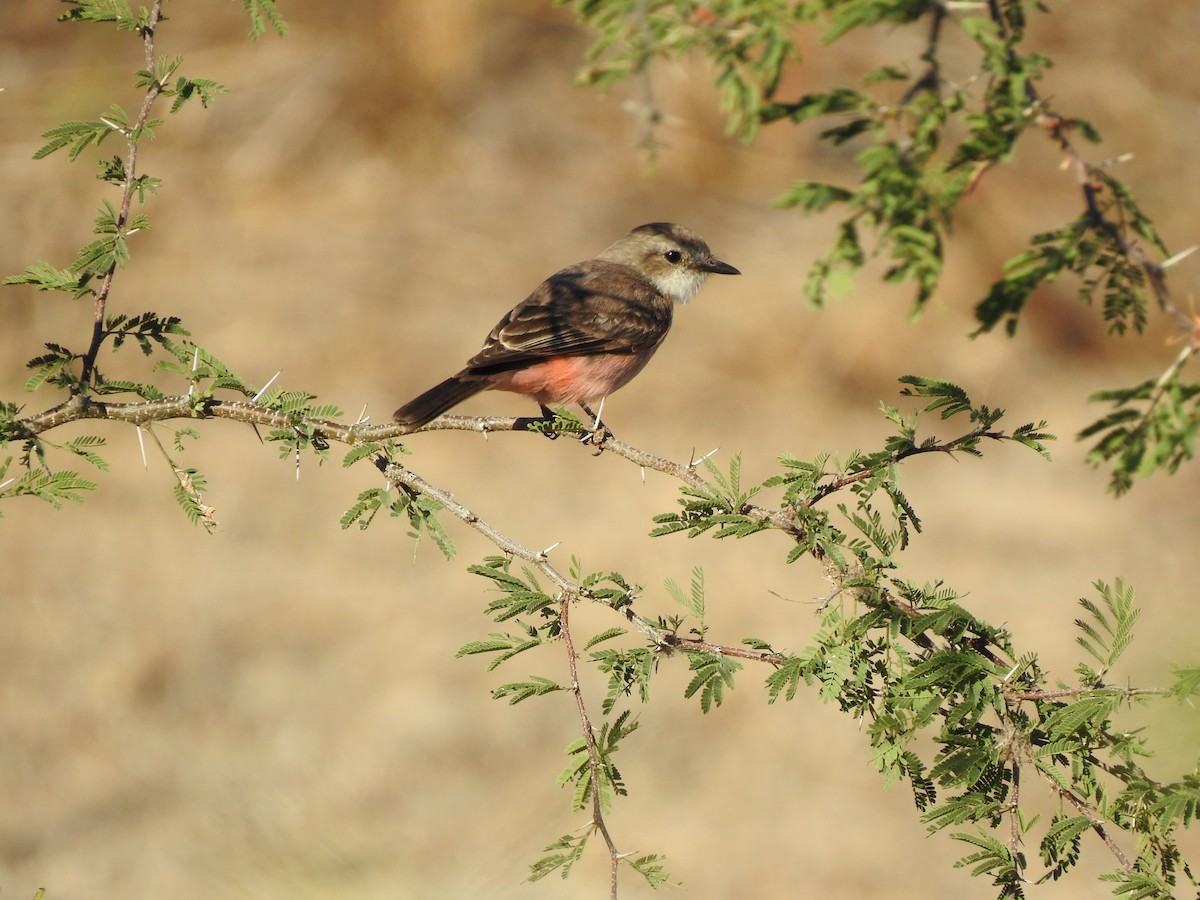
left=392, top=222, right=739, bottom=430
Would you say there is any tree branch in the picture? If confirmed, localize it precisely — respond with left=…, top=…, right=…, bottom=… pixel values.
left=9, top=394, right=1003, bottom=665
left=79, top=0, right=167, bottom=388
left=559, top=594, right=623, bottom=900
left=1044, top=773, right=1134, bottom=873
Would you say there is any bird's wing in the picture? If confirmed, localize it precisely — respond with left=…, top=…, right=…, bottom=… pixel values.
left=464, top=260, right=673, bottom=373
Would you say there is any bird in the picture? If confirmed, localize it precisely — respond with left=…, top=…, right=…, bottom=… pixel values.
left=392, top=222, right=739, bottom=432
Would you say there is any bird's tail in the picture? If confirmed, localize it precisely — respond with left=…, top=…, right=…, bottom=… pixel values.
left=393, top=372, right=486, bottom=429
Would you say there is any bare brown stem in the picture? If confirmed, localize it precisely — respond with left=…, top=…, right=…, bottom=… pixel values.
left=1042, top=772, right=1134, bottom=872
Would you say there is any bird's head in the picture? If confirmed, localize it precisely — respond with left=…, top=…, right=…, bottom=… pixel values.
left=599, top=222, right=740, bottom=304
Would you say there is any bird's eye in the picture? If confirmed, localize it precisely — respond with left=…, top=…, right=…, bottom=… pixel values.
left=664, top=250, right=683, bottom=264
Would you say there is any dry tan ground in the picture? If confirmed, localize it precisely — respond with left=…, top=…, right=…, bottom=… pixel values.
left=2, top=3, right=1199, bottom=898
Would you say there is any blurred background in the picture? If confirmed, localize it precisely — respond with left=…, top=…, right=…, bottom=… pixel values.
left=2, top=2, right=1199, bottom=897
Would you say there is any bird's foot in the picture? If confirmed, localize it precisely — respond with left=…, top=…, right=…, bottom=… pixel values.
left=580, top=424, right=611, bottom=455
left=579, top=403, right=612, bottom=454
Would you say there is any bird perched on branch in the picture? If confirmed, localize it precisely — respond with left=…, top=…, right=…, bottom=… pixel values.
left=392, top=222, right=739, bottom=432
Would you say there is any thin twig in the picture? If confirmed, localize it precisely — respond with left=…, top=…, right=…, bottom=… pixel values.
left=1044, top=774, right=1133, bottom=872
left=625, top=0, right=663, bottom=167
left=1009, top=759, right=1023, bottom=885
left=898, top=2, right=946, bottom=107
left=1004, top=685, right=1170, bottom=702
left=79, top=1, right=167, bottom=389
left=560, top=594, right=623, bottom=900
left=806, top=424, right=1002, bottom=505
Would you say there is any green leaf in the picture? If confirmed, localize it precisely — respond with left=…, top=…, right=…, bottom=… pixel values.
left=455, top=639, right=515, bottom=658
left=492, top=675, right=564, bottom=705
left=241, top=0, right=289, bottom=38
left=3, top=468, right=98, bottom=507
left=342, top=443, right=384, bottom=468
left=57, top=0, right=136, bottom=27
left=664, top=566, right=705, bottom=621
left=340, top=487, right=388, bottom=531
left=683, top=652, right=741, bottom=713
left=1037, top=694, right=1118, bottom=749
left=584, top=627, right=627, bottom=651
left=168, top=75, right=229, bottom=113
left=949, top=828, right=1022, bottom=887
left=1039, top=813, right=1089, bottom=881
left=1168, top=665, right=1200, bottom=702
left=64, top=435, right=109, bottom=471
left=1074, top=578, right=1139, bottom=675
left=4, top=261, right=93, bottom=298
left=528, top=832, right=589, bottom=882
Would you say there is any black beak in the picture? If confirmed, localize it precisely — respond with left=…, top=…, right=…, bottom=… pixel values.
left=702, top=258, right=740, bottom=276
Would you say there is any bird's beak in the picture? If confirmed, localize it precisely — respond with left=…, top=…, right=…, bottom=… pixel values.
left=701, top=258, right=740, bottom=276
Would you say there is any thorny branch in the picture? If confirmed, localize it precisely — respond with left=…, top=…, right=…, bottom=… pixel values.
left=5, top=398, right=1170, bottom=880
left=804, top=423, right=1004, bottom=505
left=376, top=444, right=787, bottom=666
left=13, top=392, right=1007, bottom=657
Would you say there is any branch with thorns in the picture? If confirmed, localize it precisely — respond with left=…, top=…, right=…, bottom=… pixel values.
left=4, top=396, right=1174, bottom=880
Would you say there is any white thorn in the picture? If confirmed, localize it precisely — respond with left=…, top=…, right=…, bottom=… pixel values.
left=187, top=346, right=200, bottom=396
left=640, top=466, right=646, bottom=483
left=592, top=397, right=606, bottom=431
left=136, top=425, right=147, bottom=470
left=539, top=541, right=561, bottom=558
left=691, top=447, right=720, bottom=467
left=356, top=403, right=369, bottom=425
left=1162, top=245, right=1199, bottom=270
left=0, top=477, right=15, bottom=492
left=1095, top=151, right=1135, bottom=169
left=253, top=370, right=281, bottom=402
left=295, top=446, right=301, bottom=482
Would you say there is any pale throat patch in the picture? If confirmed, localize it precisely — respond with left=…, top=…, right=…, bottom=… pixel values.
left=650, top=266, right=707, bottom=304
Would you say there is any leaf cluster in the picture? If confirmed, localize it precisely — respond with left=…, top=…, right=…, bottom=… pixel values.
left=1081, top=375, right=1200, bottom=496
left=563, top=0, right=1194, bottom=495
left=444, top=379, right=1192, bottom=895
left=0, top=0, right=306, bottom=527
left=556, top=0, right=806, bottom=141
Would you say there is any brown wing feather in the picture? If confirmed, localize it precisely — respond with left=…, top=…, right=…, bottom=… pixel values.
left=464, top=260, right=672, bottom=375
